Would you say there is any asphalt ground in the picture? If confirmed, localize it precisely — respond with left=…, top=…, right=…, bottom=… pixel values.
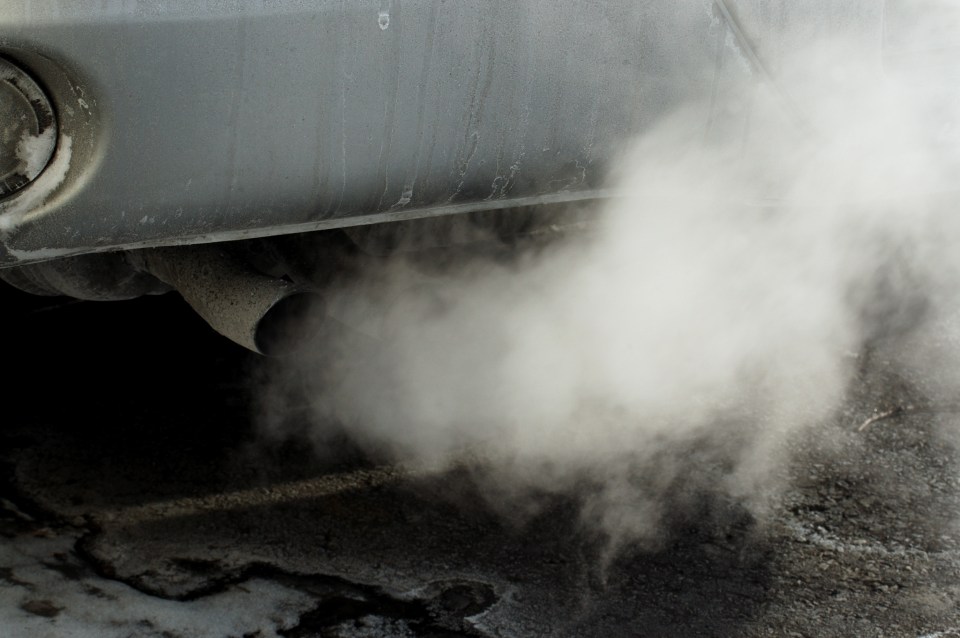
left=2, top=282, right=960, bottom=637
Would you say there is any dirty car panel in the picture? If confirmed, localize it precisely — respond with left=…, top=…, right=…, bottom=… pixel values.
left=0, top=1, right=898, bottom=352
left=0, top=0, right=812, bottom=267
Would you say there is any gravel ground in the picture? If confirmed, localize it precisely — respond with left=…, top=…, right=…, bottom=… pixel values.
left=2, top=286, right=960, bottom=637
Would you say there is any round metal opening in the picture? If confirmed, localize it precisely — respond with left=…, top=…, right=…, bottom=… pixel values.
left=0, top=57, right=57, bottom=199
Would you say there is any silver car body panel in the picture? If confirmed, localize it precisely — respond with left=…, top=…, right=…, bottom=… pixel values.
left=0, top=1, right=890, bottom=267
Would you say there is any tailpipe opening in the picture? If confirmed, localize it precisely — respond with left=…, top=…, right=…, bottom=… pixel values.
left=254, top=290, right=320, bottom=357
left=130, top=245, right=324, bottom=355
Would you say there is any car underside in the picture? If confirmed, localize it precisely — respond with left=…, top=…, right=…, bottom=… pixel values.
left=0, top=0, right=950, bottom=352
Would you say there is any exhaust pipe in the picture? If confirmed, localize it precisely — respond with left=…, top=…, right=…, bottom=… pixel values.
left=130, top=245, right=323, bottom=356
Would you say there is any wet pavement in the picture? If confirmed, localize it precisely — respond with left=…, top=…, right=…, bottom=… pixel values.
left=2, top=285, right=960, bottom=637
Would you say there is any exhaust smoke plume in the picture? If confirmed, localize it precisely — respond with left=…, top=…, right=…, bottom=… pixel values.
left=258, top=3, right=960, bottom=550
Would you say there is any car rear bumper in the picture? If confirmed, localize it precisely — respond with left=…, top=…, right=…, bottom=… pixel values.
left=0, top=1, right=885, bottom=266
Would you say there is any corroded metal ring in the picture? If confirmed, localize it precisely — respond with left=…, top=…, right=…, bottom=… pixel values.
left=0, top=57, right=57, bottom=199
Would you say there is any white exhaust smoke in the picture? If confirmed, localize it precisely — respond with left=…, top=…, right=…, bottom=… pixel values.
left=257, top=2, right=960, bottom=550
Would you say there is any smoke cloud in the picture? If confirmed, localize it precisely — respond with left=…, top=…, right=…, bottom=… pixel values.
left=256, top=2, right=960, bottom=550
